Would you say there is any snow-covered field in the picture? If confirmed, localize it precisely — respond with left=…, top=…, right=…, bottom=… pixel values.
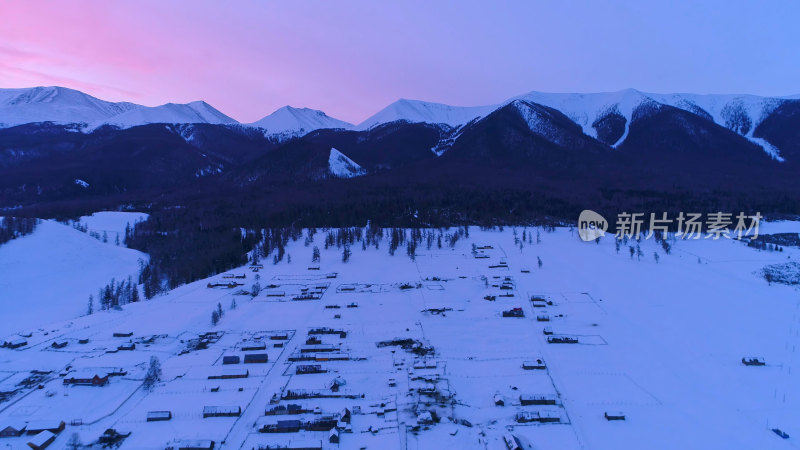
left=0, top=216, right=146, bottom=334
left=0, top=220, right=799, bottom=449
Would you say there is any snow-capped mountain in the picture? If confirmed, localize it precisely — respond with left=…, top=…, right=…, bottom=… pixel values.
left=249, top=106, right=353, bottom=140
left=354, top=90, right=796, bottom=158
left=0, top=86, right=139, bottom=127
left=356, top=98, right=496, bottom=130
left=94, top=101, right=236, bottom=130
left=328, top=148, right=366, bottom=178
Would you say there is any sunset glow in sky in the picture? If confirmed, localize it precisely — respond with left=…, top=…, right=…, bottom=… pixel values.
left=1, top=0, right=798, bottom=123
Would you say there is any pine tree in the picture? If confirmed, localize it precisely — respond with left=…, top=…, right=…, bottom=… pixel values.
left=66, top=433, right=82, bottom=450
left=143, top=356, right=162, bottom=390
left=537, top=256, right=543, bottom=269
left=131, top=285, right=140, bottom=303
left=217, top=302, right=224, bottom=319
left=211, top=309, right=220, bottom=325
left=230, top=298, right=237, bottom=310
left=312, top=246, right=321, bottom=263
left=102, top=231, right=108, bottom=243
left=87, top=295, right=94, bottom=315
left=342, top=245, right=351, bottom=263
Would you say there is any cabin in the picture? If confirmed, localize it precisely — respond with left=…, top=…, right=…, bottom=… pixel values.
left=222, top=355, right=240, bottom=365
left=520, top=394, right=557, bottom=406
left=113, top=332, right=133, bottom=338
left=538, top=411, right=561, bottom=423
left=260, top=419, right=302, bottom=433
left=63, top=372, right=109, bottom=386
left=0, top=421, right=26, bottom=437
left=547, top=335, right=578, bottom=344
left=208, top=369, right=248, bottom=380
left=329, top=428, right=340, bottom=443
left=604, top=411, right=626, bottom=421
left=502, top=308, right=524, bottom=318
left=202, top=406, right=241, bottom=418
left=26, top=430, right=56, bottom=450
left=241, top=342, right=267, bottom=351
left=270, top=333, right=290, bottom=340
left=51, top=340, right=68, bottom=349
left=536, top=315, right=550, bottom=322
left=542, top=327, right=554, bottom=335
left=266, top=404, right=308, bottom=416
left=5, top=337, right=27, bottom=349
left=522, top=359, right=546, bottom=370
left=25, top=420, right=65, bottom=435
left=244, top=353, right=268, bottom=364
left=494, top=394, right=505, bottom=406
left=339, top=407, right=351, bottom=423
left=742, top=356, right=766, bottom=366
left=117, top=342, right=136, bottom=351
left=305, top=416, right=338, bottom=431
left=175, top=440, right=215, bottom=450
left=147, top=411, right=172, bottom=422
left=296, top=364, right=325, bottom=375
left=503, top=433, right=522, bottom=450
left=78, top=338, right=90, bottom=344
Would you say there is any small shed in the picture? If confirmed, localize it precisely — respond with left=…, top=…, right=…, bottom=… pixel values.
left=604, top=411, right=626, bottom=421
left=494, top=394, right=505, bottom=406
left=222, top=355, right=240, bottom=365
left=51, top=341, right=68, bottom=349
left=146, top=410, right=172, bottom=422
left=522, top=359, right=546, bottom=370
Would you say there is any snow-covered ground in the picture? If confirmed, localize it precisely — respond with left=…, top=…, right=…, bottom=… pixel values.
left=0, top=217, right=146, bottom=334
left=0, top=223, right=799, bottom=449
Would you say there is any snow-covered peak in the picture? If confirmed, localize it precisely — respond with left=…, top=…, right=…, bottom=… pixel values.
left=0, top=86, right=140, bottom=128
left=356, top=98, right=496, bottom=130
left=328, top=148, right=366, bottom=178
left=249, top=106, right=353, bottom=139
left=93, top=101, right=236, bottom=130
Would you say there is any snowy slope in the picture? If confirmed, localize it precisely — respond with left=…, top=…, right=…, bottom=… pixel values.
left=0, top=86, right=140, bottom=128
left=0, top=218, right=146, bottom=334
left=94, top=101, right=237, bottom=130
left=356, top=98, right=496, bottom=130
left=249, top=106, right=353, bottom=139
left=328, top=148, right=366, bottom=178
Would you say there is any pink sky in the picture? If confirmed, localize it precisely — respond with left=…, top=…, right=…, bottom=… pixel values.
left=0, top=1, right=798, bottom=124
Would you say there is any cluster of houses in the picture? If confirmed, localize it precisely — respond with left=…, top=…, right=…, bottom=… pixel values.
left=0, top=420, right=65, bottom=449
left=256, top=407, right=351, bottom=444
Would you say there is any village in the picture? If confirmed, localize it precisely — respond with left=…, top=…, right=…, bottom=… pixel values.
left=1, top=222, right=800, bottom=449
